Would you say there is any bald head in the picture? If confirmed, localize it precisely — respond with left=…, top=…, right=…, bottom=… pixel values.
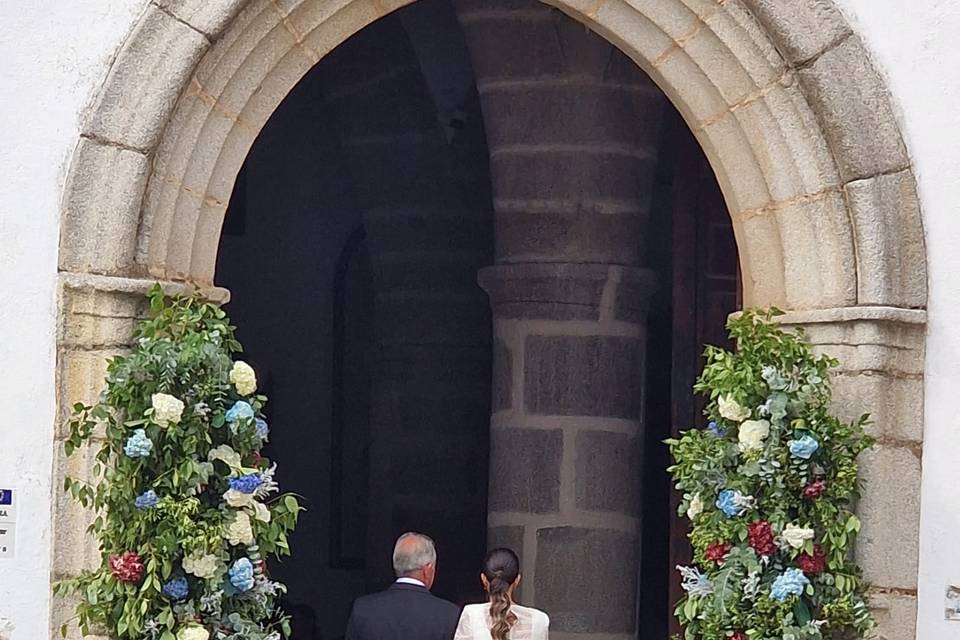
left=393, top=532, right=437, bottom=588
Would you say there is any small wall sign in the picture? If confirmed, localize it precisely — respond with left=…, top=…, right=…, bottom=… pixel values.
left=0, top=489, right=15, bottom=558
left=946, top=584, right=960, bottom=621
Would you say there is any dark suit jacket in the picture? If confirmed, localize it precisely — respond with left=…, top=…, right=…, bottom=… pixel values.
left=345, top=582, right=460, bottom=640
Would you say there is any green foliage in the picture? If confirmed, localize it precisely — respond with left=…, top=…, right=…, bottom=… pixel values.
left=55, top=286, right=301, bottom=640
left=667, top=310, right=874, bottom=640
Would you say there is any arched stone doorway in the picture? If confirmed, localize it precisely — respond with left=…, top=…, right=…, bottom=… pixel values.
left=55, top=0, right=927, bottom=638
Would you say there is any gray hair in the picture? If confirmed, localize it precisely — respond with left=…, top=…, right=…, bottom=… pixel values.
left=392, top=532, right=437, bottom=577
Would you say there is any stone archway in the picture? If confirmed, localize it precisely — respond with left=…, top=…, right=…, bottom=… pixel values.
left=55, top=0, right=927, bottom=637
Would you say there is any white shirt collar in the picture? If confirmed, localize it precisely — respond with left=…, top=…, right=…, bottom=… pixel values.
left=395, top=577, right=426, bottom=588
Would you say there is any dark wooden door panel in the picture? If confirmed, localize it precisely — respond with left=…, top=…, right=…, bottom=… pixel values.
left=667, top=117, right=740, bottom=637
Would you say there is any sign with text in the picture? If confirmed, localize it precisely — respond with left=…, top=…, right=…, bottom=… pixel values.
left=0, top=489, right=15, bottom=558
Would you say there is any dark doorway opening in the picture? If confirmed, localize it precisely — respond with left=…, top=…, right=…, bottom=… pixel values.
left=642, top=112, right=742, bottom=639
left=217, top=5, right=494, bottom=636
left=216, top=2, right=740, bottom=638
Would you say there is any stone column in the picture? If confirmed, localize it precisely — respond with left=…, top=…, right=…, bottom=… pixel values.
left=781, top=308, right=925, bottom=640
left=455, top=1, right=666, bottom=636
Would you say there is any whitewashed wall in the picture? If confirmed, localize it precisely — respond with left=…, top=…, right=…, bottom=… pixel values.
left=0, top=2, right=145, bottom=638
left=831, top=2, right=960, bottom=639
left=0, top=1, right=958, bottom=638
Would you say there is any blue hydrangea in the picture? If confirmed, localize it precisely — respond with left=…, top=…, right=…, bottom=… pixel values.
left=124, top=429, right=153, bottom=458
left=770, top=568, right=810, bottom=601
left=229, top=558, right=255, bottom=592
left=255, top=418, right=269, bottom=441
left=162, top=577, right=189, bottom=601
left=225, top=401, right=255, bottom=425
left=789, top=434, right=820, bottom=460
left=135, top=490, right=159, bottom=509
left=228, top=474, right=263, bottom=494
left=707, top=421, right=726, bottom=437
left=716, top=489, right=745, bottom=518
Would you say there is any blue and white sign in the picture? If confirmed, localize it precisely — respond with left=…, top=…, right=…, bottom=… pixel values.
left=0, top=489, right=15, bottom=558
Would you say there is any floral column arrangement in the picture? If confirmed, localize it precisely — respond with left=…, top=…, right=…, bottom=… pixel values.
left=56, top=286, right=300, bottom=640
left=667, top=310, right=874, bottom=640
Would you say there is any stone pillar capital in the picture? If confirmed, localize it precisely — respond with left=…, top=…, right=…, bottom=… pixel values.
left=775, top=306, right=926, bottom=375
left=478, top=262, right=657, bottom=322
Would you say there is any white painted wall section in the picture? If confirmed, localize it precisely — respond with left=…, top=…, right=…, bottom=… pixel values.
left=0, top=1, right=146, bottom=638
left=830, top=1, right=960, bottom=638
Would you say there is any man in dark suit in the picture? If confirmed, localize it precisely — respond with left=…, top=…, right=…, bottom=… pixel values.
left=346, top=532, right=460, bottom=640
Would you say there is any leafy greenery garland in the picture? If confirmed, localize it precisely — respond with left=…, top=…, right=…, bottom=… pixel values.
left=56, top=287, right=301, bottom=640
left=667, top=310, right=875, bottom=640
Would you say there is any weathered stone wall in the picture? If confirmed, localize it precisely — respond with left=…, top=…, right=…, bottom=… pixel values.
left=781, top=308, right=925, bottom=640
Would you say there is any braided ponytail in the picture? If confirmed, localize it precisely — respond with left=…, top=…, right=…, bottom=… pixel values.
left=482, top=549, right=520, bottom=640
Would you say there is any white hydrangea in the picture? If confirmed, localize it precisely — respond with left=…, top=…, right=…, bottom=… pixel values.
left=176, top=625, right=210, bottom=640
left=253, top=501, right=271, bottom=523
left=208, top=445, right=242, bottom=470
left=226, top=511, right=254, bottom=546
left=224, top=489, right=255, bottom=509
left=718, top=394, right=751, bottom=422
left=229, top=361, right=257, bottom=396
left=686, top=494, right=704, bottom=520
left=151, top=392, right=185, bottom=427
left=182, top=550, right=219, bottom=579
left=781, top=523, right=815, bottom=549
left=738, top=419, right=771, bottom=452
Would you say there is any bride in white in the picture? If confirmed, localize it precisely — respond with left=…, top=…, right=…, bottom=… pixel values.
left=454, top=548, right=549, bottom=640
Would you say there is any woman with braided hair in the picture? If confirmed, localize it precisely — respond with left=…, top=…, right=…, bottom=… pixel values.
left=453, top=548, right=549, bottom=640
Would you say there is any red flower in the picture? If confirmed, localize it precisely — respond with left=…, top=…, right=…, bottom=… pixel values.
left=730, top=633, right=747, bottom=640
left=803, top=480, right=826, bottom=498
left=797, top=544, right=827, bottom=574
left=705, top=541, right=732, bottom=565
left=748, top=520, right=776, bottom=557
left=109, top=551, right=145, bottom=583
left=251, top=451, right=263, bottom=466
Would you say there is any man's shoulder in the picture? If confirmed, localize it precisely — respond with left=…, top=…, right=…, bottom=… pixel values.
left=413, top=588, right=460, bottom=615
left=353, top=585, right=459, bottom=612
left=433, top=593, right=460, bottom=614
